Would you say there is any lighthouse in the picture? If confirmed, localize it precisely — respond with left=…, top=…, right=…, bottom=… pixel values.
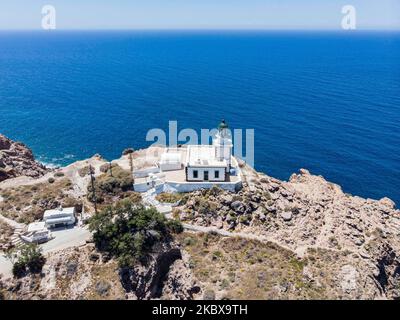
left=213, top=119, right=233, bottom=172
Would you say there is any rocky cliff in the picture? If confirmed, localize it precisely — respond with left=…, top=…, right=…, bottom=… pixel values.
left=176, top=166, right=400, bottom=299
left=0, top=140, right=399, bottom=300
left=0, top=134, right=49, bottom=182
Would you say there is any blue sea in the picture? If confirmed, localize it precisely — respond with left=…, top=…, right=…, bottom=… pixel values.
left=0, top=31, right=399, bottom=204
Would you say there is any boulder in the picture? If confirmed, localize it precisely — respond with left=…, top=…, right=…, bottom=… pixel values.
left=220, top=194, right=233, bottom=205
left=379, top=197, right=396, bottom=210
left=95, top=280, right=111, bottom=297
left=279, top=211, right=292, bottom=221
left=89, top=253, right=100, bottom=262
left=299, top=168, right=310, bottom=175
left=230, top=201, right=246, bottom=214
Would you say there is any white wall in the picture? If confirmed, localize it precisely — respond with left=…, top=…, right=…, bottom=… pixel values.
left=133, top=181, right=153, bottom=192
left=160, top=162, right=182, bottom=171
left=133, top=167, right=160, bottom=178
left=166, top=181, right=242, bottom=193
left=187, top=167, right=225, bottom=182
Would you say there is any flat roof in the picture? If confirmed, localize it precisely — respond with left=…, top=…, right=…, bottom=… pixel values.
left=43, top=207, right=75, bottom=218
left=45, top=217, right=74, bottom=224
left=160, top=152, right=181, bottom=164
left=187, top=145, right=227, bottom=168
left=27, top=222, right=47, bottom=233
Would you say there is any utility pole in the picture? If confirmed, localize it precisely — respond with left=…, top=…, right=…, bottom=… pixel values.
left=109, top=161, right=113, bottom=177
left=89, top=165, right=98, bottom=214
left=129, top=152, right=133, bottom=174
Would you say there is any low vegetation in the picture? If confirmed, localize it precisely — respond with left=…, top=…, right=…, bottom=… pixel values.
left=176, top=232, right=326, bottom=299
left=7, top=244, right=46, bottom=278
left=0, top=178, right=78, bottom=224
left=87, top=165, right=133, bottom=204
left=78, top=166, right=91, bottom=177
left=88, top=199, right=183, bottom=267
left=0, top=220, right=14, bottom=249
left=155, top=192, right=183, bottom=204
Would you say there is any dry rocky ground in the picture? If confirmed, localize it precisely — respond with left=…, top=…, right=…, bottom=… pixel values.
left=0, top=220, right=14, bottom=250
left=0, top=178, right=79, bottom=224
left=175, top=166, right=400, bottom=299
left=0, top=135, right=399, bottom=300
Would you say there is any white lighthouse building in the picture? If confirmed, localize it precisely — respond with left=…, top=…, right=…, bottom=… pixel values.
left=133, top=119, right=242, bottom=193
left=213, top=119, right=233, bottom=172
left=185, top=120, right=233, bottom=182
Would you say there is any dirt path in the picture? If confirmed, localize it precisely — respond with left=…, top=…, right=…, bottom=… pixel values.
left=0, top=213, right=25, bottom=229
left=181, top=222, right=297, bottom=253
left=0, top=174, right=52, bottom=190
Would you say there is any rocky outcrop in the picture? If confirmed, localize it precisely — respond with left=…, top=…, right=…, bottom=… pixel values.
left=0, top=134, right=49, bottom=182
left=177, top=166, right=400, bottom=299
left=119, top=242, right=199, bottom=300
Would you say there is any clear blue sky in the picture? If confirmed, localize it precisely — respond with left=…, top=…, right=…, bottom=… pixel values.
left=0, top=0, right=399, bottom=30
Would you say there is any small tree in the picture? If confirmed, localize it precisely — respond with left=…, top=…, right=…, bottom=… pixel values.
left=22, top=244, right=46, bottom=273
left=88, top=199, right=183, bottom=267
left=7, top=244, right=46, bottom=278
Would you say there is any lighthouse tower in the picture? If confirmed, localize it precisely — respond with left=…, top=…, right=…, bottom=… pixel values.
left=213, top=119, right=233, bottom=172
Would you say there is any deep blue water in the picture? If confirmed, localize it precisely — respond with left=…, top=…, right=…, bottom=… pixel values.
left=0, top=31, right=399, bottom=203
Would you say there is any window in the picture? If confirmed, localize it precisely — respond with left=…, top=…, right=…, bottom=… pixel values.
left=193, top=170, right=198, bottom=179
left=204, top=171, right=209, bottom=181
left=215, top=170, right=219, bottom=179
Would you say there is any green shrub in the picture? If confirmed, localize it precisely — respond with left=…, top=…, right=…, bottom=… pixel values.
left=120, top=191, right=142, bottom=204
left=167, top=219, right=184, bottom=234
left=193, top=197, right=217, bottom=216
left=88, top=199, right=183, bottom=267
left=87, top=165, right=133, bottom=203
left=208, top=185, right=223, bottom=196
left=155, top=192, right=183, bottom=204
left=10, top=244, right=46, bottom=278
left=203, top=288, right=216, bottom=300
left=78, top=166, right=90, bottom=177
left=12, top=261, right=27, bottom=278
left=100, top=163, right=119, bottom=173
left=122, top=148, right=135, bottom=155
left=183, top=237, right=196, bottom=246
left=48, top=177, right=55, bottom=184
left=54, top=172, right=65, bottom=178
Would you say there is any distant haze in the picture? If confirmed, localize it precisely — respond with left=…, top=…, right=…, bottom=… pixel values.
left=0, top=0, right=399, bottom=30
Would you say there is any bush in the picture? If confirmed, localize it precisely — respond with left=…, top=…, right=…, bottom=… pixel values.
left=122, top=148, right=135, bottom=155
left=100, top=163, right=119, bottom=173
left=10, top=244, right=46, bottom=278
left=54, top=172, right=65, bottom=178
left=203, top=288, right=216, bottom=300
left=87, top=165, right=133, bottom=203
left=183, top=237, right=196, bottom=246
left=155, top=193, right=183, bottom=204
left=208, top=185, right=223, bottom=196
left=12, top=261, right=27, bottom=278
left=88, top=199, right=183, bottom=267
left=48, top=177, right=55, bottom=184
left=193, top=197, right=217, bottom=216
left=78, top=166, right=90, bottom=177
left=120, top=191, right=142, bottom=204
left=167, top=219, right=184, bottom=234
